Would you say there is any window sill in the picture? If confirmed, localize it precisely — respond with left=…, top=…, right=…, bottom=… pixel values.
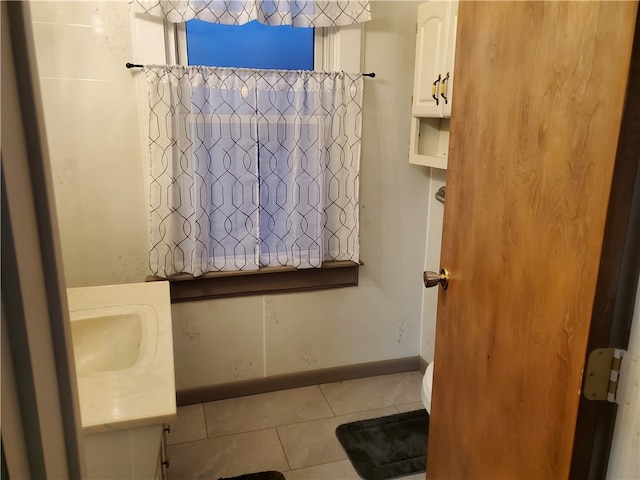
left=146, top=261, right=361, bottom=302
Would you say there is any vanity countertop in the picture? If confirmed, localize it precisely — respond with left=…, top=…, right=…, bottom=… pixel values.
left=67, top=282, right=176, bottom=434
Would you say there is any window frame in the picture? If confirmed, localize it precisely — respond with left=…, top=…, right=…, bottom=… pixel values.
left=130, top=13, right=363, bottom=299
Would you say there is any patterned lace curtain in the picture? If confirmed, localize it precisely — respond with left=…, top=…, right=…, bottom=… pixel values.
left=146, top=66, right=362, bottom=277
left=130, top=0, right=370, bottom=27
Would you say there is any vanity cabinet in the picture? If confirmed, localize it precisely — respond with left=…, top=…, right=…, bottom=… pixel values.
left=84, top=423, right=170, bottom=479
left=68, top=282, right=175, bottom=479
left=409, top=0, right=458, bottom=169
left=157, top=424, right=170, bottom=480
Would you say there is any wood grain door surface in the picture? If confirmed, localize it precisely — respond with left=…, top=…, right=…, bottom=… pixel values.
left=427, top=2, right=638, bottom=478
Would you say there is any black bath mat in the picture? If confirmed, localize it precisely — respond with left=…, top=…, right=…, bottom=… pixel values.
left=218, top=472, right=285, bottom=480
left=336, top=409, right=429, bottom=480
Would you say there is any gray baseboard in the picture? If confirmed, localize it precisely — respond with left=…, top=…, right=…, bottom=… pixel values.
left=418, top=356, right=428, bottom=374
left=177, top=356, right=420, bottom=406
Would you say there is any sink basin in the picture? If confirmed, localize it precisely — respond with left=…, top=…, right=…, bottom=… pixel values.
left=67, top=282, right=175, bottom=433
left=70, top=305, right=157, bottom=376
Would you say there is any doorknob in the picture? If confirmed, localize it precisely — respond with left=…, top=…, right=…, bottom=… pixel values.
left=423, top=268, right=450, bottom=289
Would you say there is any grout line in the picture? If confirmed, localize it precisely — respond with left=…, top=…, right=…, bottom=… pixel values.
left=167, top=424, right=290, bottom=447
left=318, top=384, right=337, bottom=417
left=274, top=427, right=292, bottom=471
left=166, top=436, right=208, bottom=447
left=201, top=405, right=397, bottom=442
left=275, top=406, right=397, bottom=432
left=200, top=403, right=212, bottom=439
left=285, top=456, right=351, bottom=473
left=40, top=76, right=134, bottom=83
left=201, top=425, right=285, bottom=442
left=31, top=21, right=128, bottom=28
left=205, top=411, right=334, bottom=438
left=44, top=128, right=141, bottom=134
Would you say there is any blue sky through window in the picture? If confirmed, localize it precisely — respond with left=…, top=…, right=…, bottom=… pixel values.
left=186, top=20, right=314, bottom=71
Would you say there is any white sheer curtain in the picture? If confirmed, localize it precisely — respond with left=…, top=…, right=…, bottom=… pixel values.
left=146, top=65, right=362, bottom=277
left=130, top=0, right=370, bottom=27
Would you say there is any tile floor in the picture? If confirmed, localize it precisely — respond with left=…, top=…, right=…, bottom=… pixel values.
left=165, top=371, right=427, bottom=480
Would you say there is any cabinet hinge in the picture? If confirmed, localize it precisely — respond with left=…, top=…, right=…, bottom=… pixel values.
left=583, top=348, right=626, bottom=404
left=416, top=24, right=418, bottom=34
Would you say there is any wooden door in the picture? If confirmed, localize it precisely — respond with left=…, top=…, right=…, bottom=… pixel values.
left=427, top=2, right=638, bottom=478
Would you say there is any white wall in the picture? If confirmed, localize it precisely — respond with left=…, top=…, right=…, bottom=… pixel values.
left=30, top=1, right=149, bottom=287
left=607, top=278, right=640, bottom=479
left=30, top=1, right=437, bottom=391
left=420, top=168, right=446, bottom=364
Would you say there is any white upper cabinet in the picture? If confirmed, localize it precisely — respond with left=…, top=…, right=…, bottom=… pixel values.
left=412, top=0, right=458, bottom=118
left=409, top=0, right=458, bottom=169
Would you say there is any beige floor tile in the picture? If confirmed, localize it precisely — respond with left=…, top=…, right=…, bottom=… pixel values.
left=204, top=386, right=333, bottom=437
left=401, top=471, right=428, bottom=480
left=320, top=372, right=423, bottom=415
left=277, top=407, right=397, bottom=470
left=166, top=404, right=207, bottom=446
left=284, top=459, right=360, bottom=479
left=396, top=402, right=425, bottom=414
left=166, top=428, right=289, bottom=479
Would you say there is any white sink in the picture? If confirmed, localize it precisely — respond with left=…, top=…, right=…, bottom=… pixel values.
left=70, top=305, right=157, bottom=375
left=67, top=282, right=176, bottom=433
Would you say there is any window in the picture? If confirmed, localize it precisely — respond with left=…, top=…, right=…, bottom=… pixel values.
left=169, top=23, right=362, bottom=76
left=174, top=23, right=364, bottom=74
left=185, top=19, right=314, bottom=70
left=131, top=14, right=364, bottom=298
left=146, top=65, right=362, bottom=277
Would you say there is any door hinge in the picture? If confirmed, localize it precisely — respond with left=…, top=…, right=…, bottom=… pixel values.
left=583, top=348, right=626, bottom=403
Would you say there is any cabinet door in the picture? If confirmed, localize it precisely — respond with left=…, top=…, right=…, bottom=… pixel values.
left=412, top=1, right=449, bottom=117
left=441, top=1, right=458, bottom=117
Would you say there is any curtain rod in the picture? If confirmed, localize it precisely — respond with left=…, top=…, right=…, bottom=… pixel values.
left=125, top=63, right=375, bottom=77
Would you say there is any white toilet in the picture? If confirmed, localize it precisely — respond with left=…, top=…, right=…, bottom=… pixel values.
left=421, top=362, right=434, bottom=414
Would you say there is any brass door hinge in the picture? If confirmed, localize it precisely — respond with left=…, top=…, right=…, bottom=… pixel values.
left=583, top=348, right=626, bottom=403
